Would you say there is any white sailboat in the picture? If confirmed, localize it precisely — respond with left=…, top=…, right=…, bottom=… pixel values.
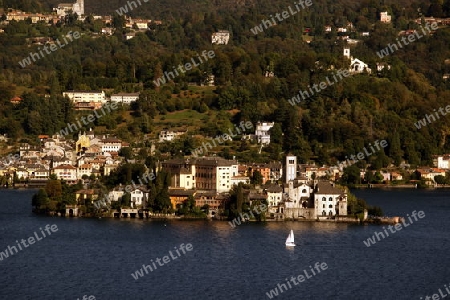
left=285, top=229, right=296, bottom=247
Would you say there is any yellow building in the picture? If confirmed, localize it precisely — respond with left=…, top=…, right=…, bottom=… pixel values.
left=76, top=133, right=90, bottom=154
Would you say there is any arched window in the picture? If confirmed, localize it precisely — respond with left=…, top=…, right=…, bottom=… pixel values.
left=329, top=204, right=333, bottom=208
left=322, top=197, right=326, bottom=201
left=302, top=189, right=307, bottom=193
left=323, top=204, right=325, bottom=208
left=322, top=210, right=326, bottom=216
left=329, top=211, right=333, bottom=216
left=329, top=197, right=333, bottom=201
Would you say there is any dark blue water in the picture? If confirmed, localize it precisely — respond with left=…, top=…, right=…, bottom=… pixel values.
left=0, top=188, right=449, bottom=300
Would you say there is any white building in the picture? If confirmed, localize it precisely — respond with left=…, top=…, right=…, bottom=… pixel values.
left=63, top=90, right=106, bottom=103
left=31, top=168, right=49, bottom=180
left=266, top=185, right=283, bottom=207
left=377, top=62, right=391, bottom=72
left=53, top=164, right=77, bottom=182
left=16, top=168, right=29, bottom=180
left=162, top=157, right=238, bottom=192
left=380, top=11, right=391, bottom=23
left=255, top=122, right=274, bottom=144
left=350, top=58, right=371, bottom=74
left=285, top=155, right=297, bottom=184
left=212, top=30, right=230, bottom=45
left=133, top=20, right=150, bottom=30
left=216, top=163, right=238, bottom=193
left=435, top=155, right=450, bottom=169
left=344, top=48, right=371, bottom=74
left=54, top=0, right=84, bottom=16
left=179, top=166, right=196, bottom=190
left=100, top=138, right=122, bottom=153
left=314, top=181, right=347, bottom=217
left=110, top=92, right=140, bottom=104
left=285, top=181, right=311, bottom=208
left=108, top=188, right=125, bottom=202
left=77, top=163, right=93, bottom=179
left=230, top=175, right=249, bottom=186
left=159, top=130, right=185, bottom=142
left=130, top=187, right=149, bottom=208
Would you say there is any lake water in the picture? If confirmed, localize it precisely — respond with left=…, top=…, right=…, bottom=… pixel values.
left=0, top=188, right=449, bottom=300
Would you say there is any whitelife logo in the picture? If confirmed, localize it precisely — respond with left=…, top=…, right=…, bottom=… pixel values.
left=288, top=69, right=351, bottom=106
left=325, top=140, right=388, bottom=177
left=420, top=282, right=450, bottom=300
left=153, top=50, right=215, bottom=87
left=131, top=243, right=193, bottom=280
left=18, top=31, right=81, bottom=68
left=265, top=262, right=328, bottom=298
left=58, top=102, right=118, bottom=137
left=116, top=0, right=149, bottom=16
left=376, top=22, right=438, bottom=58
left=0, top=224, right=58, bottom=262
left=191, top=121, right=253, bottom=157
left=250, top=0, right=313, bottom=35
left=228, top=204, right=267, bottom=228
left=414, top=104, right=450, bottom=129
left=363, top=210, right=425, bottom=247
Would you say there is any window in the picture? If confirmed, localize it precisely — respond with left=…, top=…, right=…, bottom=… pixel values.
left=322, top=210, right=326, bottom=216
left=323, top=204, right=325, bottom=208
left=329, top=197, right=333, bottom=201
left=329, top=204, right=333, bottom=208
left=322, top=197, right=326, bottom=201
left=302, top=189, right=307, bottom=193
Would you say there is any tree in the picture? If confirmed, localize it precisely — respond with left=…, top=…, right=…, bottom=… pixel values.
left=269, top=123, right=283, bottom=144
left=121, top=193, right=131, bottom=208
left=119, top=147, right=133, bottom=160
left=250, top=170, right=263, bottom=185
left=32, top=188, right=48, bottom=209
left=434, top=175, right=446, bottom=185
left=368, top=206, right=383, bottom=217
left=364, top=171, right=375, bottom=183
left=341, top=165, right=361, bottom=185
left=45, top=179, right=62, bottom=202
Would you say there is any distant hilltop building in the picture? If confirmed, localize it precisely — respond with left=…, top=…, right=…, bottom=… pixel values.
left=255, top=122, right=275, bottom=144
left=63, top=90, right=106, bottom=103
left=212, top=30, right=230, bottom=45
left=159, top=130, right=186, bottom=142
left=433, top=154, right=450, bottom=169
left=380, top=11, right=391, bottom=23
left=110, top=92, right=140, bottom=104
left=62, top=90, right=106, bottom=110
left=54, top=0, right=85, bottom=16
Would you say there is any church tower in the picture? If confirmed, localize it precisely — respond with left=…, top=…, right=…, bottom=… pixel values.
left=343, top=47, right=351, bottom=59
left=285, top=154, right=297, bottom=184
left=73, top=0, right=84, bottom=16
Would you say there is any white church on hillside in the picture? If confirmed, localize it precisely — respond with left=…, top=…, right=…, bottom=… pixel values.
left=344, top=47, right=371, bottom=74
left=54, top=0, right=84, bottom=16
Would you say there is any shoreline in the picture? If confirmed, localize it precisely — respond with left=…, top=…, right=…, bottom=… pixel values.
left=6, top=184, right=450, bottom=191
left=32, top=212, right=400, bottom=224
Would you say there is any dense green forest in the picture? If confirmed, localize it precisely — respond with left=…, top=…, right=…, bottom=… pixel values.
left=1, top=0, right=450, bottom=168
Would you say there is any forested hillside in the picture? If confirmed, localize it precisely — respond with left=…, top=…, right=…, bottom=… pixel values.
left=1, top=0, right=450, bottom=168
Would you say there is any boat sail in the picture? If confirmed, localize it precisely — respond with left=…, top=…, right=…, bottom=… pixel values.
left=285, top=229, right=296, bottom=247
